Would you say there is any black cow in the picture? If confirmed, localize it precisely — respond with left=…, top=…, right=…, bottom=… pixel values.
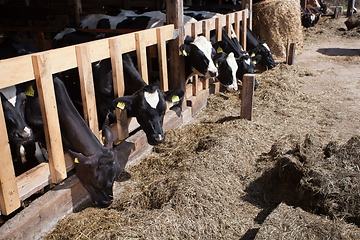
left=25, top=76, right=121, bottom=207
left=0, top=37, right=40, bottom=175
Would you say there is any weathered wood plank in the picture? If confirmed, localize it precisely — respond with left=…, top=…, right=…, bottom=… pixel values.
left=75, top=44, right=100, bottom=139
left=240, top=74, right=255, bottom=120
left=135, top=31, right=149, bottom=84
left=157, top=27, right=169, bottom=91
left=242, top=9, right=248, bottom=51
left=0, top=98, right=20, bottom=215
left=109, top=37, right=129, bottom=141
left=31, top=53, right=67, bottom=184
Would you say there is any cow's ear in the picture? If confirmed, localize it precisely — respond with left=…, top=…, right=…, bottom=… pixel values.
left=179, top=44, right=191, bottom=57
left=184, top=36, right=194, bottom=44
left=164, top=89, right=185, bottom=104
left=69, top=150, right=97, bottom=165
left=213, top=41, right=228, bottom=54
left=101, top=125, right=114, bottom=150
left=112, top=95, right=134, bottom=111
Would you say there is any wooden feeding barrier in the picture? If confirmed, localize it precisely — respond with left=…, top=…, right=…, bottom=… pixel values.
left=0, top=7, right=253, bottom=239
left=0, top=24, right=176, bottom=217
left=184, top=9, right=250, bottom=116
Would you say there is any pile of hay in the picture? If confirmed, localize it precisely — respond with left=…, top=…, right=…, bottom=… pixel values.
left=255, top=203, right=360, bottom=239
left=258, top=134, right=360, bottom=225
left=45, top=63, right=360, bottom=239
left=253, top=0, right=304, bottom=58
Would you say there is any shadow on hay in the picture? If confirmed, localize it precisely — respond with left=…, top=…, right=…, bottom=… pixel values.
left=317, top=48, right=360, bottom=56
left=242, top=134, right=360, bottom=227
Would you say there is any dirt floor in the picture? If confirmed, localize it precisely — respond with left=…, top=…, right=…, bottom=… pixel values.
left=44, top=15, right=360, bottom=239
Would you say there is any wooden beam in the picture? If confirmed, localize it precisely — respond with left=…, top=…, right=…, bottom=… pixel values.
left=287, top=43, right=296, bottom=65
left=75, top=44, right=100, bottom=140
left=31, top=53, right=67, bottom=184
left=166, top=0, right=186, bottom=108
left=0, top=98, right=21, bottom=215
left=240, top=74, right=255, bottom=121
left=109, top=38, right=129, bottom=142
left=156, top=27, right=169, bottom=91
left=241, top=9, right=248, bottom=51
left=135, top=32, right=149, bottom=84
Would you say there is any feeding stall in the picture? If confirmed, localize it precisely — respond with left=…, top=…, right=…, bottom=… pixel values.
left=0, top=0, right=252, bottom=238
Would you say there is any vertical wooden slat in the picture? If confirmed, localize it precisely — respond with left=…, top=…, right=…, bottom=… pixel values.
left=226, top=14, right=232, bottom=38
left=0, top=99, right=20, bottom=215
left=32, top=53, right=67, bottom=184
left=234, top=12, right=240, bottom=41
left=215, top=17, right=222, bottom=42
left=241, top=9, right=248, bottom=51
left=156, top=28, right=169, bottom=91
left=240, top=74, right=255, bottom=121
left=202, top=20, right=210, bottom=41
left=75, top=44, right=100, bottom=140
left=109, top=38, right=129, bottom=142
left=135, top=32, right=149, bottom=84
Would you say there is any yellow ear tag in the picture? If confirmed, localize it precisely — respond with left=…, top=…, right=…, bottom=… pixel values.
left=172, top=95, right=180, bottom=103
left=102, top=136, right=105, bottom=144
left=216, top=62, right=219, bottom=68
left=251, top=53, right=255, bottom=57
left=253, top=60, right=257, bottom=65
left=117, top=102, right=125, bottom=110
left=182, top=49, right=187, bottom=56
left=217, top=46, right=223, bottom=53
left=25, top=85, right=35, bottom=97
left=74, top=157, right=79, bottom=164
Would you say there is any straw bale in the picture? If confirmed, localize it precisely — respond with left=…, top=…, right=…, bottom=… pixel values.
left=255, top=202, right=360, bottom=239
left=253, top=0, right=304, bottom=58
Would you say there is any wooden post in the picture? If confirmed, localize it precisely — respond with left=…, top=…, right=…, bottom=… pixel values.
left=75, top=44, right=100, bottom=140
left=135, top=32, right=149, bottom=84
left=166, top=0, right=186, bottom=108
left=333, top=7, right=339, bottom=18
left=157, top=28, right=169, bottom=91
left=32, top=53, right=67, bottom=184
left=109, top=38, right=129, bottom=142
left=73, top=0, right=82, bottom=27
left=234, top=12, right=241, bottom=41
left=241, top=9, right=247, bottom=51
left=287, top=43, right=296, bottom=65
left=0, top=99, right=21, bottom=215
left=286, top=38, right=290, bottom=64
left=240, top=74, right=255, bottom=121
left=347, top=0, right=355, bottom=16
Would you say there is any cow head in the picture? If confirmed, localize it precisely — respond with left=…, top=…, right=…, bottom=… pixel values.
left=213, top=52, right=238, bottom=92
left=0, top=87, right=33, bottom=147
left=69, top=125, right=120, bottom=207
left=180, top=36, right=218, bottom=78
left=236, top=53, right=261, bottom=90
left=252, top=41, right=277, bottom=70
left=113, top=85, right=184, bottom=145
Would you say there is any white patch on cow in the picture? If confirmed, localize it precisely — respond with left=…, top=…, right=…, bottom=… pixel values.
left=192, top=36, right=218, bottom=76
left=0, top=86, right=17, bottom=107
left=262, top=43, right=271, bottom=52
left=24, top=127, right=31, bottom=134
left=80, top=14, right=108, bottom=29
left=20, top=145, right=26, bottom=163
left=226, top=52, right=238, bottom=92
left=244, top=58, right=251, bottom=65
left=54, top=28, right=76, bottom=40
left=144, top=90, right=159, bottom=109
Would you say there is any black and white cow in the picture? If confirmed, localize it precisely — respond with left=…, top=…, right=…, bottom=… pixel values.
left=53, top=29, right=185, bottom=145
left=0, top=37, right=40, bottom=175
left=239, top=26, right=277, bottom=70
left=180, top=35, right=219, bottom=81
left=80, top=11, right=197, bottom=31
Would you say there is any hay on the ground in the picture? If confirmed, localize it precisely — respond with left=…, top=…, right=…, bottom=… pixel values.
left=254, top=202, right=360, bottom=239
left=253, top=0, right=304, bottom=58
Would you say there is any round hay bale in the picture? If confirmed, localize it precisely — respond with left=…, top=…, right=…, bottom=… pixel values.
left=253, top=0, right=304, bottom=58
